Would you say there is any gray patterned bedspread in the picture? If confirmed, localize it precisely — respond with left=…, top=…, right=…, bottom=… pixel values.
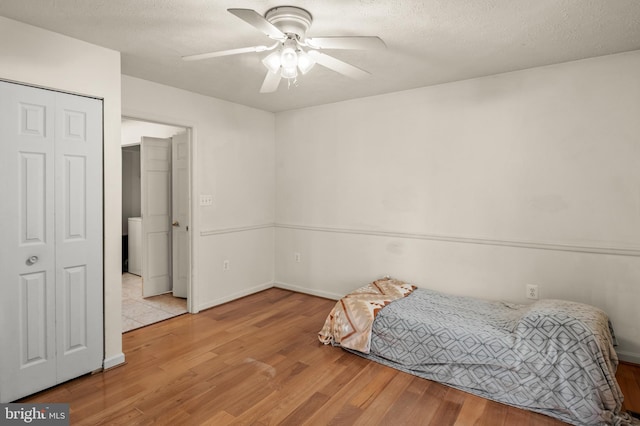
left=353, top=288, right=635, bottom=425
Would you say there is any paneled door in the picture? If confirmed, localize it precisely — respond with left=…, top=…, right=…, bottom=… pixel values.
left=53, top=90, right=103, bottom=384
left=171, top=132, right=190, bottom=299
left=141, top=137, right=172, bottom=297
left=0, top=81, right=103, bottom=403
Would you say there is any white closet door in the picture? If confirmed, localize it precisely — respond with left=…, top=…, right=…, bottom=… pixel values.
left=54, top=90, right=103, bottom=383
left=141, top=137, right=172, bottom=297
left=172, top=132, right=190, bottom=299
left=0, top=81, right=103, bottom=403
left=0, top=82, right=57, bottom=403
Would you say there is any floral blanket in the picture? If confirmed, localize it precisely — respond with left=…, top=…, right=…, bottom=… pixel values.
left=318, top=277, right=416, bottom=353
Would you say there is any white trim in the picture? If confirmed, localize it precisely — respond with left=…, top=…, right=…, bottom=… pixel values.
left=275, top=223, right=640, bottom=257
left=200, top=223, right=274, bottom=237
left=188, top=126, right=199, bottom=314
left=0, top=77, right=103, bottom=100
left=196, top=281, right=274, bottom=312
left=617, top=350, right=640, bottom=366
left=274, top=281, right=341, bottom=300
left=103, top=352, right=125, bottom=370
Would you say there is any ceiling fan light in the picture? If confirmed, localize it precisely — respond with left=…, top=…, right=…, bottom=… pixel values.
left=280, top=47, right=298, bottom=69
left=281, top=65, right=298, bottom=79
left=262, top=51, right=281, bottom=74
left=297, top=51, right=316, bottom=74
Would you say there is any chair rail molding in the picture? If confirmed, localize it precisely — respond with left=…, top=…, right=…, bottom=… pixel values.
left=275, top=223, right=640, bottom=257
left=200, top=223, right=274, bottom=237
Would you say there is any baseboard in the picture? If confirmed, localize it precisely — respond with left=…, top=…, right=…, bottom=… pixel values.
left=617, top=350, right=640, bottom=365
left=103, top=352, right=126, bottom=370
left=274, top=281, right=342, bottom=301
left=197, top=281, right=275, bottom=311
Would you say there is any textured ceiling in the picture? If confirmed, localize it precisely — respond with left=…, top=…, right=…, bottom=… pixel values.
left=2, top=0, right=640, bottom=112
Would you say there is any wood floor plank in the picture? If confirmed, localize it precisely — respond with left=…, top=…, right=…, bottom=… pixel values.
left=348, top=362, right=398, bottom=409
left=377, top=375, right=430, bottom=424
left=619, top=361, right=640, bottom=414
left=302, top=362, right=390, bottom=424
left=17, top=288, right=640, bottom=425
left=231, top=352, right=350, bottom=424
left=201, top=411, right=236, bottom=426
left=453, top=392, right=488, bottom=426
left=429, top=387, right=465, bottom=425
left=279, top=392, right=331, bottom=426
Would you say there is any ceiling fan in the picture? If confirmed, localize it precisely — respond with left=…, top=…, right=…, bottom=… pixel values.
left=182, top=6, right=386, bottom=93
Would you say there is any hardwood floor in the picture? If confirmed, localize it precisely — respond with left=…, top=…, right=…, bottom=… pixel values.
left=21, top=288, right=640, bottom=425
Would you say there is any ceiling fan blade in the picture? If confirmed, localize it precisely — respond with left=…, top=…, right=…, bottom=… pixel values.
left=182, top=45, right=269, bottom=61
left=306, top=50, right=371, bottom=80
left=260, top=70, right=282, bottom=93
left=306, top=36, right=386, bottom=50
left=228, top=8, right=286, bottom=40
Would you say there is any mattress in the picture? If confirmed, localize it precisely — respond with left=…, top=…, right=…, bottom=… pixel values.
left=320, top=279, right=636, bottom=425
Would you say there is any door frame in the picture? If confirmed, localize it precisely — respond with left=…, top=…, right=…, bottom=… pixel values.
left=121, top=114, right=197, bottom=313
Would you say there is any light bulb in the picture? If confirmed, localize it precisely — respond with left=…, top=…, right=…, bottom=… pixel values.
left=280, top=47, right=298, bottom=69
left=262, top=51, right=281, bottom=74
left=297, top=51, right=316, bottom=74
left=281, top=66, right=298, bottom=79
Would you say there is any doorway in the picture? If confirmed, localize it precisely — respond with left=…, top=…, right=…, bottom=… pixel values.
left=121, top=118, right=192, bottom=332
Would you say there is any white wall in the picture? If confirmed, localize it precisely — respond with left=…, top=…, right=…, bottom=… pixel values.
left=122, top=75, right=276, bottom=311
left=275, top=50, right=640, bottom=362
left=122, top=146, right=141, bottom=235
left=0, top=16, right=124, bottom=367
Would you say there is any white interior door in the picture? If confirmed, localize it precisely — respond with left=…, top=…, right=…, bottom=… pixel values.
left=0, top=82, right=57, bottom=403
left=172, top=132, right=190, bottom=298
left=54, top=90, right=103, bottom=383
left=141, top=137, right=172, bottom=297
left=0, top=80, right=103, bottom=403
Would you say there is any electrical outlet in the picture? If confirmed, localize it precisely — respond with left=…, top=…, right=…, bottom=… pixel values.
left=526, top=284, right=539, bottom=300
left=294, top=252, right=301, bottom=263
left=223, top=260, right=230, bottom=271
left=200, top=195, right=213, bottom=206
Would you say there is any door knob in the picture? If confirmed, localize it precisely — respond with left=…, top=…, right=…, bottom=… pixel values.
left=172, top=221, right=180, bottom=227
left=26, top=255, right=39, bottom=266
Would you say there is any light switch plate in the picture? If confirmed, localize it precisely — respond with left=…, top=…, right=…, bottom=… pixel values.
left=200, top=195, right=213, bottom=206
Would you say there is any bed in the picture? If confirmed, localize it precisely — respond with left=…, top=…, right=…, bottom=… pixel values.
left=318, top=277, right=636, bottom=426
